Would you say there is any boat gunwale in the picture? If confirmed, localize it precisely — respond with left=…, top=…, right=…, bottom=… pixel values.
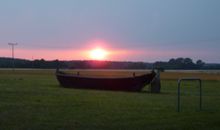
left=56, top=72, right=152, bottom=80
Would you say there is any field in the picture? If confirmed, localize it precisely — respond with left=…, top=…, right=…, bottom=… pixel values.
left=0, top=69, right=220, bottom=130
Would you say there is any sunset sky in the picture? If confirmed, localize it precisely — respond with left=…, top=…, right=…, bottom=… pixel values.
left=0, top=0, right=219, bottom=62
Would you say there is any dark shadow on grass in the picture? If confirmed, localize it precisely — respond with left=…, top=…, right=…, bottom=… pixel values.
left=57, top=84, right=173, bottom=95
left=140, top=90, right=173, bottom=95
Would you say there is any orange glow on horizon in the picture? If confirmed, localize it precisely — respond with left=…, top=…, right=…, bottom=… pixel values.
left=0, top=48, right=141, bottom=61
left=89, top=48, right=108, bottom=60
left=0, top=47, right=178, bottom=62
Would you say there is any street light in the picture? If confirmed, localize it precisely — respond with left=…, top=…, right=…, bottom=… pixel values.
left=8, top=43, right=18, bottom=70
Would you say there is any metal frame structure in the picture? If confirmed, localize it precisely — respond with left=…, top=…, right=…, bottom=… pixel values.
left=8, top=43, right=18, bottom=71
left=177, top=78, right=202, bottom=112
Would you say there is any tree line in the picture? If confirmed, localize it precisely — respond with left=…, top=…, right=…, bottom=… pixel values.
left=0, top=57, right=219, bottom=70
left=153, top=58, right=206, bottom=70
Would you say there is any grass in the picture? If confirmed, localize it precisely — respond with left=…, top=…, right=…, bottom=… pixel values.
left=0, top=69, right=220, bottom=130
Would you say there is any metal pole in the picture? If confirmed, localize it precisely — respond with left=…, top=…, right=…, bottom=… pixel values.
left=12, top=45, right=14, bottom=69
left=177, top=80, right=181, bottom=112
left=8, top=43, right=18, bottom=71
left=199, top=80, right=202, bottom=110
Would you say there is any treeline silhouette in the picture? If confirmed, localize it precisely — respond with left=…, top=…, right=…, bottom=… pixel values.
left=0, top=57, right=219, bottom=70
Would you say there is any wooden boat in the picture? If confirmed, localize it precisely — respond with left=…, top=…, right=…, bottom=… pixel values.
left=56, top=70, right=157, bottom=92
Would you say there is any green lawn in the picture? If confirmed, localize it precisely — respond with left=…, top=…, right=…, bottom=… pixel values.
left=0, top=70, right=220, bottom=130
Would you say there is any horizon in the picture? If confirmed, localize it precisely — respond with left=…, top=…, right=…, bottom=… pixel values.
left=0, top=0, right=220, bottom=63
left=1, top=56, right=219, bottom=64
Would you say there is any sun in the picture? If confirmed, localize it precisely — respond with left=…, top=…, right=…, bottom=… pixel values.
left=89, top=48, right=108, bottom=60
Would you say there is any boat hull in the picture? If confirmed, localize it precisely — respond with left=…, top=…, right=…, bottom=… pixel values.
left=56, top=71, right=156, bottom=92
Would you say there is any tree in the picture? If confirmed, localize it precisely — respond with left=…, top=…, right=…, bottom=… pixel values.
left=196, top=60, right=205, bottom=69
left=183, top=58, right=195, bottom=69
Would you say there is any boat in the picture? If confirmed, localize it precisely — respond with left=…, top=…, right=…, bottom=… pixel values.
left=56, top=70, right=158, bottom=92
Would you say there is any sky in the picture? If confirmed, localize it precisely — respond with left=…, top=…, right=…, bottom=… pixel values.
left=0, top=0, right=220, bottom=63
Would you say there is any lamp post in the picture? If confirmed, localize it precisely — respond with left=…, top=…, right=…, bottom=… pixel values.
left=8, top=43, right=18, bottom=71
